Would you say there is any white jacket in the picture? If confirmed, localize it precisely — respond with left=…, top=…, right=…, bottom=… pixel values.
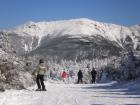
left=34, top=63, right=47, bottom=75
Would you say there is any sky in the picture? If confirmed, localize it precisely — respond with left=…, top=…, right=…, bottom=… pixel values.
left=0, top=0, right=140, bottom=29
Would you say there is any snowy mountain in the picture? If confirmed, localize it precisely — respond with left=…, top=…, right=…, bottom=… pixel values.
left=2, top=18, right=140, bottom=60
left=0, top=19, right=140, bottom=91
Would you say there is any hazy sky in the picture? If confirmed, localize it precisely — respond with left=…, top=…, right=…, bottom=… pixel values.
left=0, top=0, right=140, bottom=29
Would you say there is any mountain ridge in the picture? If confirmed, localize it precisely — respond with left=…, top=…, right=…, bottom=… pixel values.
left=1, top=18, right=140, bottom=60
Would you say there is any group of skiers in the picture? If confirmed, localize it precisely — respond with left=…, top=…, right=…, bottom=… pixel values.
left=77, top=68, right=97, bottom=84
left=32, top=59, right=97, bottom=91
left=59, top=68, right=97, bottom=84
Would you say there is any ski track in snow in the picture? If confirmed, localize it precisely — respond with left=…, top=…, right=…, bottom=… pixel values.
left=0, top=82, right=140, bottom=105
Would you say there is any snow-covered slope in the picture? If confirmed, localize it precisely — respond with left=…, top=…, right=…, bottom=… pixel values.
left=8, top=18, right=138, bottom=42
left=0, top=80, right=140, bottom=105
left=3, top=18, right=140, bottom=60
left=8, top=18, right=131, bottom=43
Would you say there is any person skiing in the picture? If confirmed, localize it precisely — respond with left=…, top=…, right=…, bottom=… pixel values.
left=61, top=71, right=67, bottom=82
left=32, top=59, right=47, bottom=91
left=91, top=67, right=97, bottom=83
left=77, top=70, right=83, bottom=84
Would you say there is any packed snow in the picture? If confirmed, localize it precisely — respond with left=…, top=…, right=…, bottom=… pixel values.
left=0, top=79, right=140, bottom=105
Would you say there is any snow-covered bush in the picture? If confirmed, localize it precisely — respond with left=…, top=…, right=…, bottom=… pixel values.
left=25, top=55, right=113, bottom=84
left=99, top=51, right=140, bottom=81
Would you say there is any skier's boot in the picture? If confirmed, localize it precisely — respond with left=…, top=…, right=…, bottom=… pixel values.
left=42, top=88, right=47, bottom=91
left=35, top=88, right=41, bottom=91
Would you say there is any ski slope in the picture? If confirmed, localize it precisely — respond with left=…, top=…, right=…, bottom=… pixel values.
left=0, top=81, right=140, bottom=105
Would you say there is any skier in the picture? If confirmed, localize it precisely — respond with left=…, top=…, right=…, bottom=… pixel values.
left=61, top=71, right=67, bottom=82
left=32, top=59, right=47, bottom=91
left=77, top=70, right=83, bottom=84
left=91, top=67, right=97, bottom=83
left=50, top=68, right=57, bottom=80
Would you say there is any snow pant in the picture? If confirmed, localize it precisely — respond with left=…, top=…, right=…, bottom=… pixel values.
left=36, top=74, right=45, bottom=90
left=62, top=77, right=66, bottom=82
left=77, top=77, right=83, bottom=84
left=91, top=76, right=96, bottom=83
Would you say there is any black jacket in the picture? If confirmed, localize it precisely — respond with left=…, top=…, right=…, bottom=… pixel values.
left=77, top=70, right=83, bottom=78
left=91, top=69, right=97, bottom=77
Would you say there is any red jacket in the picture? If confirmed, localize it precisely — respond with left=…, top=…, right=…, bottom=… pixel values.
left=61, top=71, right=67, bottom=78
